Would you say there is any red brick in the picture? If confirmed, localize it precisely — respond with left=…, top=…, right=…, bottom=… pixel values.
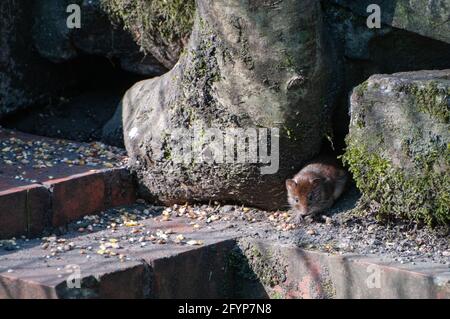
left=0, top=184, right=52, bottom=239
left=103, top=168, right=136, bottom=207
left=147, top=240, right=236, bottom=298
left=45, top=171, right=106, bottom=227
left=0, top=187, right=28, bottom=239
left=27, top=186, right=51, bottom=236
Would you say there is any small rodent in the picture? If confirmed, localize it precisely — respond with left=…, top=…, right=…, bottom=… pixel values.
left=286, top=156, right=348, bottom=223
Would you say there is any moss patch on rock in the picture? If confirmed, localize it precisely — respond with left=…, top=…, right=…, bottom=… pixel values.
left=343, top=141, right=449, bottom=226
left=100, top=0, right=195, bottom=67
left=399, top=81, right=450, bottom=123
left=228, top=242, right=287, bottom=288
left=344, top=71, right=450, bottom=227
left=101, top=0, right=194, bottom=45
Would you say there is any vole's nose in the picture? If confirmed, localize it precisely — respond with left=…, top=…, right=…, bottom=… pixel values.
left=298, top=205, right=308, bottom=216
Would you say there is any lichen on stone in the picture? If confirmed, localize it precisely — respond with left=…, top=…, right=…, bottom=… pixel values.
left=228, top=242, right=287, bottom=288
left=343, top=137, right=449, bottom=227
left=169, top=18, right=224, bottom=131
left=100, top=0, right=195, bottom=66
left=354, top=80, right=369, bottom=98
left=101, top=0, right=194, bottom=44
left=399, top=81, right=450, bottom=123
left=344, top=71, right=449, bottom=227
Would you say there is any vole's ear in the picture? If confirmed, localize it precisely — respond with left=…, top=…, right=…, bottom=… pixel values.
left=286, top=179, right=297, bottom=190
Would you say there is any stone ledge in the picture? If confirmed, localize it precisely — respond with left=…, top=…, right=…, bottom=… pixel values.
left=1, top=215, right=448, bottom=299
left=0, top=217, right=239, bottom=299
left=236, top=239, right=450, bottom=299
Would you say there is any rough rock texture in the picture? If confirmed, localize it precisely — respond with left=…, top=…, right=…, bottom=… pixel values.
left=122, top=0, right=337, bottom=210
left=33, top=0, right=166, bottom=76
left=0, top=0, right=165, bottom=118
left=0, top=1, right=70, bottom=117
left=329, top=0, right=450, bottom=44
left=102, top=101, right=125, bottom=147
left=100, top=0, right=195, bottom=69
left=323, top=1, right=450, bottom=151
left=343, top=70, right=450, bottom=226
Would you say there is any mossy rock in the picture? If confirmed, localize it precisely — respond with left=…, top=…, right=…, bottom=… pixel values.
left=343, top=70, right=450, bottom=226
left=121, top=0, right=337, bottom=210
left=329, top=0, right=450, bottom=44
left=100, top=0, right=195, bottom=68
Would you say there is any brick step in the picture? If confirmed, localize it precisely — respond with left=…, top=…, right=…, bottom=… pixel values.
left=1, top=212, right=448, bottom=299
left=237, top=239, right=450, bottom=299
left=0, top=215, right=240, bottom=298
left=0, top=129, right=135, bottom=239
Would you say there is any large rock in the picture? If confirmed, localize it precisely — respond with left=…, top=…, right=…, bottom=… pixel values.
left=329, top=0, right=450, bottom=44
left=99, top=0, right=195, bottom=69
left=343, top=70, right=450, bottom=226
left=0, top=1, right=70, bottom=117
left=122, top=0, right=337, bottom=210
left=33, top=0, right=166, bottom=76
left=102, top=101, right=124, bottom=147
left=323, top=1, right=450, bottom=151
left=0, top=0, right=165, bottom=118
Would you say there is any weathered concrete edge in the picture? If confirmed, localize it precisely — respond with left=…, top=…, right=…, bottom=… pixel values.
left=1, top=236, right=448, bottom=299
left=0, top=239, right=238, bottom=299
left=238, top=239, right=450, bottom=299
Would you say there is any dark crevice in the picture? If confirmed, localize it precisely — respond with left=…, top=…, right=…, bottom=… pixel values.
left=327, top=26, right=450, bottom=156
left=0, top=54, right=148, bottom=144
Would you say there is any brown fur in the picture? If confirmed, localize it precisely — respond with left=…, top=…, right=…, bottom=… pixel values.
left=286, top=156, right=348, bottom=222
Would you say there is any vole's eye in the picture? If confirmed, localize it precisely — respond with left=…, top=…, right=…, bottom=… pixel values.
left=295, top=198, right=299, bottom=203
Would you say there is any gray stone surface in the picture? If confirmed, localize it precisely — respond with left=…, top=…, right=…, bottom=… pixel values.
left=0, top=0, right=165, bottom=118
left=33, top=0, right=166, bottom=76
left=343, top=69, right=450, bottom=226
left=1, top=209, right=448, bottom=298
left=329, top=0, right=450, bottom=44
left=122, top=0, right=338, bottom=210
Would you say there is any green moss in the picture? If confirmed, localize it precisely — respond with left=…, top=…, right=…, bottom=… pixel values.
left=321, top=278, right=336, bottom=299
left=401, top=81, right=450, bottom=123
left=100, top=0, right=195, bottom=51
left=173, top=20, right=221, bottom=128
left=354, top=81, right=369, bottom=98
left=343, top=140, right=450, bottom=226
left=277, top=51, right=299, bottom=74
left=269, top=291, right=284, bottom=299
left=228, top=244, right=287, bottom=288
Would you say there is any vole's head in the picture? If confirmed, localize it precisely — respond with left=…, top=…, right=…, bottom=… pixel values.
left=286, top=175, right=327, bottom=216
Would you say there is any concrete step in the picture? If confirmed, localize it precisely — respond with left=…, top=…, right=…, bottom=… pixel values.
left=0, top=129, right=448, bottom=299
left=0, top=206, right=448, bottom=299
left=0, top=212, right=239, bottom=298
left=236, top=239, right=450, bottom=299
left=0, top=129, right=136, bottom=239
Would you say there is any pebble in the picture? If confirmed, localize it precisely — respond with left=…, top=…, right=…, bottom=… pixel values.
left=3, top=196, right=447, bottom=271
left=306, top=229, right=316, bottom=236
